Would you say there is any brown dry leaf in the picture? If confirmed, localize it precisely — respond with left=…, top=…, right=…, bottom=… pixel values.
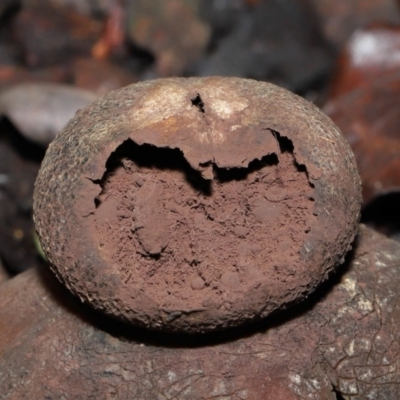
left=0, top=83, right=98, bottom=146
left=91, top=0, right=125, bottom=60
left=0, top=65, right=70, bottom=91
left=0, top=226, right=399, bottom=398
left=311, top=0, right=400, bottom=46
left=330, top=24, right=400, bottom=97
left=126, top=0, right=210, bottom=76
left=73, top=57, right=137, bottom=95
left=324, top=72, right=400, bottom=203
left=12, top=2, right=103, bottom=67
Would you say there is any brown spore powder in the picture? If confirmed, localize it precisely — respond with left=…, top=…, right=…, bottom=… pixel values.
left=92, top=136, right=315, bottom=317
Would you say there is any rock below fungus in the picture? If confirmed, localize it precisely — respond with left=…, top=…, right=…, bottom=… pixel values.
left=33, top=77, right=361, bottom=333
left=1, top=226, right=400, bottom=399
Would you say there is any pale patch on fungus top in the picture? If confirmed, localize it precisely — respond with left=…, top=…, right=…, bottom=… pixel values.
left=200, top=85, right=249, bottom=119
left=208, top=98, right=248, bottom=119
left=133, top=84, right=191, bottom=129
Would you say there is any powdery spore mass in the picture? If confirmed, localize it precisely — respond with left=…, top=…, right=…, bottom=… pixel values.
left=93, top=138, right=315, bottom=317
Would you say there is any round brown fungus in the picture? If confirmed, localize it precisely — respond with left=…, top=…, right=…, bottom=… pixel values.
left=33, top=77, right=361, bottom=333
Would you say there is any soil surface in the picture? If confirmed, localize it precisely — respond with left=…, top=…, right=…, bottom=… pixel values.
left=93, top=138, right=315, bottom=315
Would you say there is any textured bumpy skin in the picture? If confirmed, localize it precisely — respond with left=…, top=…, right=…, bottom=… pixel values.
left=33, top=77, right=361, bottom=333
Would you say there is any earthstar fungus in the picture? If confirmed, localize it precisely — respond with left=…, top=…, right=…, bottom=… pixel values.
left=33, top=77, right=361, bottom=333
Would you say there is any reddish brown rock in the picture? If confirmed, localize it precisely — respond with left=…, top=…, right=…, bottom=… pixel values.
left=311, top=0, right=400, bottom=46
left=1, top=226, right=400, bottom=398
left=330, top=24, right=400, bottom=97
left=34, top=77, right=361, bottom=333
left=325, top=71, right=400, bottom=203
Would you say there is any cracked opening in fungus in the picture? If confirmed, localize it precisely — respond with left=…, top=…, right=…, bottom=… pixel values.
left=191, top=93, right=205, bottom=113
left=90, top=134, right=316, bottom=314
